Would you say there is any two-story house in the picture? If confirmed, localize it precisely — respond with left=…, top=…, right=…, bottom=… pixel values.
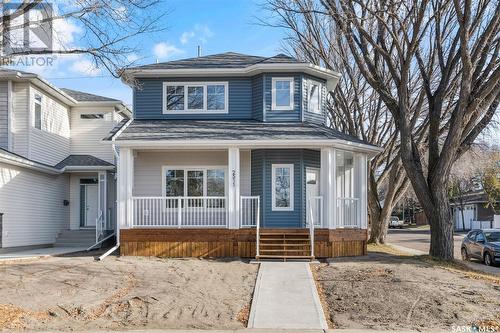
left=0, top=68, right=130, bottom=251
left=112, top=52, right=381, bottom=259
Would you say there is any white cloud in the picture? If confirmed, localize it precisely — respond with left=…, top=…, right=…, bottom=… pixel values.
left=179, top=24, right=214, bottom=45
left=153, top=42, right=184, bottom=60
left=70, top=59, right=101, bottom=76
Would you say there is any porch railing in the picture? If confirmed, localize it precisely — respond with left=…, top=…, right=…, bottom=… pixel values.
left=337, top=197, right=360, bottom=228
left=132, top=196, right=227, bottom=228
left=306, top=196, right=323, bottom=227
left=240, top=196, right=260, bottom=227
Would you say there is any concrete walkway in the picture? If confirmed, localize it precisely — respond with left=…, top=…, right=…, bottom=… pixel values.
left=248, top=262, right=327, bottom=329
left=0, top=246, right=87, bottom=262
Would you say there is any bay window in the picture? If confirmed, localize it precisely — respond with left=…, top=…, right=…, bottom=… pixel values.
left=33, top=94, right=42, bottom=130
left=272, top=77, right=294, bottom=110
left=308, top=83, right=321, bottom=114
left=163, top=82, right=228, bottom=113
left=272, top=164, right=294, bottom=211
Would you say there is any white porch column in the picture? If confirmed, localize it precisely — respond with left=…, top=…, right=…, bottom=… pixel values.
left=321, top=147, right=336, bottom=229
left=357, top=154, right=368, bottom=229
left=117, top=147, right=133, bottom=229
left=228, top=148, right=241, bottom=229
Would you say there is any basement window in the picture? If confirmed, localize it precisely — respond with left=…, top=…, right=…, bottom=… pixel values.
left=81, top=114, right=104, bottom=119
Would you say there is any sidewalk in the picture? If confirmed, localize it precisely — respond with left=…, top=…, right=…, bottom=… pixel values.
left=0, top=246, right=87, bottom=262
left=248, top=262, right=328, bottom=329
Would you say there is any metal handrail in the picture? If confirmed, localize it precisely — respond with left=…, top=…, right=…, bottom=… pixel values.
left=95, top=210, right=104, bottom=243
left=86, top=232, right=115, bottom=252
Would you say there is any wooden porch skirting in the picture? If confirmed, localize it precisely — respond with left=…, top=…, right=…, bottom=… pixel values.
left=120, top=228, right=367, bottom=258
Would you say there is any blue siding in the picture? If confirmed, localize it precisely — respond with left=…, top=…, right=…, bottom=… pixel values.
left=134, top=77, right=253, bottom=120
left=303, top=75, right=327, bottom=125
left=251, top=149, right=321, bottom=228
left=263, top=73, right=302, bottom=122
left=251, top=75, right=264, bottom=121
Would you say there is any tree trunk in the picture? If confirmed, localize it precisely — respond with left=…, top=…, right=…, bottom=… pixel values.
left=428, top=187, right=455, bottom=260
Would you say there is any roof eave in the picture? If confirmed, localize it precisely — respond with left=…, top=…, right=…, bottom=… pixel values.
left=122, top=63, right=341, bottom=91
left=112, top=138, right=382, bottom=156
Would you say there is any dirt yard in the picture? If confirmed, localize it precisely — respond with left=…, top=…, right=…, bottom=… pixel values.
left=0, top=253, right=257, bottom=331
left=314, top=250, right=500, bottom=331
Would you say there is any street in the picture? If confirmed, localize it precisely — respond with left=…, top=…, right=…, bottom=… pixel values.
left=386, top=227, right=500, bottom=275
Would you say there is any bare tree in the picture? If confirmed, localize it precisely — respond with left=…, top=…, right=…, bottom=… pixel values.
left=0, top=1, right=167, bottom=79
left=263, top=0, right=428, bottom=243
left=320, top=0, right=500, bottom=259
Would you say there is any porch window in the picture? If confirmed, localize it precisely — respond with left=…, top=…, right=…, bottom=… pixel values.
left=272, top=77, right=294, bottom=110
left=272, top=164, right=294, bottom=211
left=163, top=167, right=226, bottom=198
left=308, top=83, right=321, bottom=114
left=163, top=82, right=228, bottom=113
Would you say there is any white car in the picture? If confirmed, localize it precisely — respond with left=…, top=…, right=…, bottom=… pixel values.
left=389, top=216, right=404, bottom=228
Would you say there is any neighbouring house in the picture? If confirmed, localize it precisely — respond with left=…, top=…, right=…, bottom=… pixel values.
left=451, top=190, right=499, bottom=231
left=0, top=68, right=131, bottom=251
left=111, top=52, right=381, bottom=259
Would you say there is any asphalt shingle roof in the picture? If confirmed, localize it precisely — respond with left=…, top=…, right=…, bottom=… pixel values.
left=102, top=119, right=129, bottom=141
left=55, top=155, right=114, bottom=169
left=129, top=52, right=305, bottom=70
left=61, top=88, right=120, bottom=102
left=111, top=120, right=375, bottom=146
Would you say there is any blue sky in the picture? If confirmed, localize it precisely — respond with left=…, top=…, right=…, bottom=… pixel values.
left=13, top=0, right=285, bottom=107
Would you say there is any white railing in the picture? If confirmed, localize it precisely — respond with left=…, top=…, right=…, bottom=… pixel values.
left=308, top=198, right=316, bottom=258
left=306, top=196, right=323, bottom=227
left=132, top=196, right=227, bottom=228
left=240, top=196, right=260, bottom=227
left=95, top=210, right=104, bottom=243
left=337, top=197, right=360, bottom=228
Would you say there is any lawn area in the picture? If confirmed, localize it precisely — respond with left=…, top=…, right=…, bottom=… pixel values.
left=313, top=245, right=500, bottom=331
left=0, top=254, right=257, bottom=331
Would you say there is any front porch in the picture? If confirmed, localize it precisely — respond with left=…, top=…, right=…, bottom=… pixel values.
left=117, top=147, right=368, bottom=258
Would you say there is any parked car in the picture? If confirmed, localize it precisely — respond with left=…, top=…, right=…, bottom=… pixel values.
left=389, top=216, right=404, bottom=228
left=461, top=229, right=500, bottom=266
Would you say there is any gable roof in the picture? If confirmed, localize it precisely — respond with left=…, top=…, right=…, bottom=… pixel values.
left=61, top=88, right=120, bottom=102
left=129, top=52, right=304, bottom=70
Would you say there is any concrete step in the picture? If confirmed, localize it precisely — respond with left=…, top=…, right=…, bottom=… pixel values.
left=55, top=230, right=97, bottom=247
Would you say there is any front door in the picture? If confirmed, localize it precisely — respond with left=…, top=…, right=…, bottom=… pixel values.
left=306, top=168, right=320, bottom=226
left=83, top=184, right=98, bottom=227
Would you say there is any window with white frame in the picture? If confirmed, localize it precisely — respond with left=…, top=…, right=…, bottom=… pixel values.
left=272, top=164, right=294, bottom=211
left=33, top=94, right=42, bottom=130
left=272, top=77, right=294, bottom=110
left=163, top=167, right=226, bottom=198
left=308, top=82, right=321, bottom=114
left=163, top=82, right=228, bottom=113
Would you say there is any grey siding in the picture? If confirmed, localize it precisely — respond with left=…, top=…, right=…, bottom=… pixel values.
left=12, top=82, right=29, bottom=157
left=251, top=149, right=320, bottom=228
left=0, top=81, right=8, bottom=149
left=303, top=75, right=327, bottom=125
left=134, top=77, right=253, bottom=120
left=251, top=75, right=264, bottom=121
left=264, top=73, right=302, bottom=122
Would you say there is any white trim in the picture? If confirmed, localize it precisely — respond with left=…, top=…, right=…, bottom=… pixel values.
left=271, top=163, right=294, bottom=211
left=32, top=89, right=43, bottom=131
left=162, top=81, right=229, bottom=114
left=271, top=77, right=294, bottom=111
left=113, top=139, right=382, bottom=156
left=7, top=80, right=13, bottom=151
left=161, top=165, right=228, bottom=197
left=123, top=63, right=341, bottom=91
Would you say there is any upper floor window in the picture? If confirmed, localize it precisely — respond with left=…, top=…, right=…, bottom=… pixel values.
left=308, top=83, right=321, bottom=114
left=272, top=77, right=294, bottom=111
left=81, top=114, right=104, bottom=119
left=163, top=82, right=228, bottom=114
left=33, top=94, right=42, bottom=130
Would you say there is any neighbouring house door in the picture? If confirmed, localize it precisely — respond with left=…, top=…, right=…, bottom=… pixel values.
left=82, top=184, right=98, bottom=227
left=306, top=168, right=321, bottom=226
